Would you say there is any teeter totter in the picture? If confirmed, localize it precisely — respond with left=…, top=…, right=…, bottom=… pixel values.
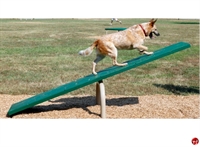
left=7, top=42, right=191, bottom=118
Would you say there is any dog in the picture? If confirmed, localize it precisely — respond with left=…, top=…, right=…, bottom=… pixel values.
left=110, top=18, right=122, bottom=25
left=79, top=19, right=160, bottom=75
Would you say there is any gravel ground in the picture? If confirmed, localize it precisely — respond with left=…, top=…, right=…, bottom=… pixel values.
left=0, top=94, right=199, bottom=118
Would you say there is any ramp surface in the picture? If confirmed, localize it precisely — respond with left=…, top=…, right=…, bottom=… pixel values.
left=7, top=42, right=191, bottom=116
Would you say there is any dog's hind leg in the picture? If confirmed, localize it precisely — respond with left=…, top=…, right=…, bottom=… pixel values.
left=111, top=56, right=127, bottom=66
left=92, top=54, right=105, bottom=75
left=108, top=47, right=127, bottom=67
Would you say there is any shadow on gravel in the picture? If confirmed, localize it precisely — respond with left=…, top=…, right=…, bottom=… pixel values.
left=17, top=96, right=139, bottom=117
left=153, top=84, right=199, bottom=95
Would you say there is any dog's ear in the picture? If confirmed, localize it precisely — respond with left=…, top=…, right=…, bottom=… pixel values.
left=149, top=19, right=157, bottom=26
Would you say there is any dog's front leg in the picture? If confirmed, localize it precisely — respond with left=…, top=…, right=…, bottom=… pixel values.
left=136, top=45, right=153, bottom=55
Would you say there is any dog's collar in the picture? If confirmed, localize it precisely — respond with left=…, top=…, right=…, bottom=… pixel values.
left=139, top=24, right=148, bottom=37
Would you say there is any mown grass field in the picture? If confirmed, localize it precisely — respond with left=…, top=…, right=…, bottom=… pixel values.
left=0, top=18, right=199, bottom=96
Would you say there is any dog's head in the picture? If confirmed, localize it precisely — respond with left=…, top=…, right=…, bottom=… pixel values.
left=147, top=19, right=160, bottom=39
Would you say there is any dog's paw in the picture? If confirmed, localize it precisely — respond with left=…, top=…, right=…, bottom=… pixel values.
left=143, top=51, right=154, bottom=55
left=123, top=63, right=128, bottom=66
left=92, top=71, right=97, bottom=75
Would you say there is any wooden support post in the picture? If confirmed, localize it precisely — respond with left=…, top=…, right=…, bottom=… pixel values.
left=96, top=80, right=106, bottom=118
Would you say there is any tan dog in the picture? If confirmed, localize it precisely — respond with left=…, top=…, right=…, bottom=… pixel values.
left=79, top=19, right=160, bottom=75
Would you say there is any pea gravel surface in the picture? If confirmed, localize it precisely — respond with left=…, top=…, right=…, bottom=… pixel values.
left=0, top=94, right=199, bottom=119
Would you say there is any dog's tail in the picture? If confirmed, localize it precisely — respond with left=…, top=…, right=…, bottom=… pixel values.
left=79, top=40, right=98, bottom=56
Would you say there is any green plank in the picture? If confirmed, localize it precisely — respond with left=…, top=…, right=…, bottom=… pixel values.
left=105, top=27, right=127, bottom=31
left=7, top=42, right=191, bottom=117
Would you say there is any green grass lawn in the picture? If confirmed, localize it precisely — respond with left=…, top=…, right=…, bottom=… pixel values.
left=0, top=18, right=199, bottom=95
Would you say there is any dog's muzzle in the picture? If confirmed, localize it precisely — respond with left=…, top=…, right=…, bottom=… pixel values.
left=149, top=31, right=160, bottom=39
